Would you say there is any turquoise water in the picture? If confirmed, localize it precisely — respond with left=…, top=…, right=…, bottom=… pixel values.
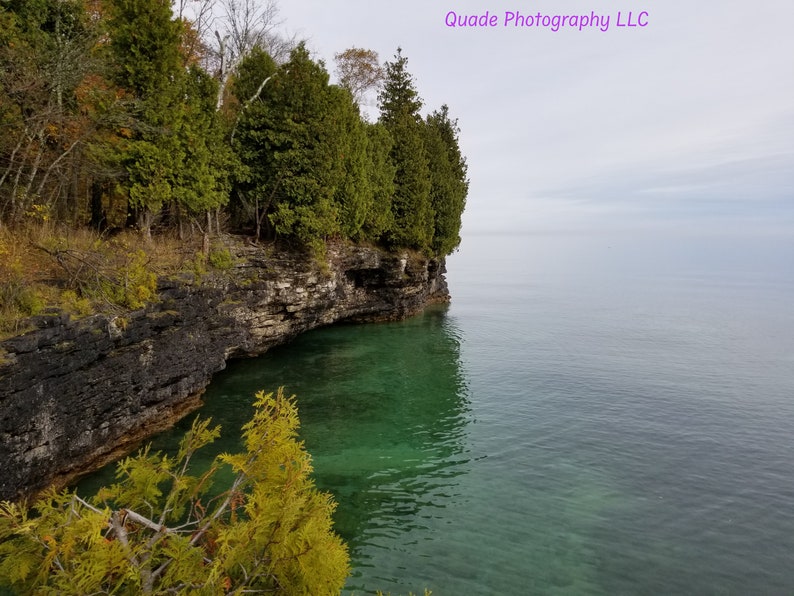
left=82, top=231, right=794, bottom=594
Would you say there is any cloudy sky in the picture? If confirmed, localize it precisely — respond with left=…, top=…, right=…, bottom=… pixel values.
left=274, top=0, right=794, bottom=235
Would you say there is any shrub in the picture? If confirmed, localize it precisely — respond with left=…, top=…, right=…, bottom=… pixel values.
left=0, top=252, right=45, bottom=334
left=208, top=247, right=235, bottom=270
left=99, top=250, right=158, bottom=310
left=0, top=388, right=350, bottom=595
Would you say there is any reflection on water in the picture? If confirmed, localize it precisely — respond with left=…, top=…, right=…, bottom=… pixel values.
left=77, top=231, right=794, bottom=594
left=209, top=306, right=473, bottom=593
left=80, top=304, right=473, bottom=594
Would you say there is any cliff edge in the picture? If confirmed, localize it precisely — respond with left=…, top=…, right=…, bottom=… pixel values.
left=0, top=241, right=449, bottom=501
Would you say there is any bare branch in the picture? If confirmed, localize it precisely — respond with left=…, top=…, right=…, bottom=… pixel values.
left=212, top=0, right=296, bottom=109
left=229, top=72, right=282, bottom=141
left=335, top=47, right=384, bottom=106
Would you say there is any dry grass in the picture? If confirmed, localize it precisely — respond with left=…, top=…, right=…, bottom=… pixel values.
left=0, top=224, right=204, bottom=338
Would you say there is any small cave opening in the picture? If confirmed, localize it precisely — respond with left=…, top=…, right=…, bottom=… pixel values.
left=345, top=268, right=385, bottom=288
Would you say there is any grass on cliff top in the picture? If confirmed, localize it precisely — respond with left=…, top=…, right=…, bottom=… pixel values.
left=0, top=223, right=222, bottom=339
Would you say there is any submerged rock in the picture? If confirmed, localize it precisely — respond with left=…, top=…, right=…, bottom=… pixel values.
left=0, top=241, right=449, bottom=501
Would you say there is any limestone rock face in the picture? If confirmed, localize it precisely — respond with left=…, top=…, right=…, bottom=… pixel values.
left=0, top=242, right=449, bottom=501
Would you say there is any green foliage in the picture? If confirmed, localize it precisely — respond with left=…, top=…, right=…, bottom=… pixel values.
left=106, top=0, right=183, bottom=230
left=382, top=113, right=434, bottom=251
left=110, top=249, right=157, bottom=309
left=0, top=4, right=467, bottom=256
left=0, top=388, right=350, bottom=594
left=190, top=251, right=208, bottom=282
left=424, top=105, right=469, bottom=256
left=378, top=48, right=423, bottom=128
left=82, top=248, right=158, bottom=310
left=60, top=289, right=93, bottom=317
left=0, top=273, right=45, bottom=319
left=106, top=0, right=234, bottom=234
left=170, top=67, right=236, bottom=216
left=0, top=248, right=45, bottom=332
left=330, top=86, right=371, bottom=241
left=233, top=44, right=342, bottom=250
left=379, top=49, right=434, bottom=251
left=123, top=139, right=174, bottom=214
left=362, top=122, right=396, bottom=241
left=107, top=0, right=182, bottom=100
left=208, top=247, right=235, bottom=270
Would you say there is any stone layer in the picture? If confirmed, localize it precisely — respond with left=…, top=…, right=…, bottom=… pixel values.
left=0, top=242, right=448, bottom=501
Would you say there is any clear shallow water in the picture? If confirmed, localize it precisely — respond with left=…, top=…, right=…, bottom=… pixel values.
left=81, top=230, right=794, bottom=594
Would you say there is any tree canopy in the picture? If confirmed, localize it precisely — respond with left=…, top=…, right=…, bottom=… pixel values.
left=334, top=47, right=384, bottom=107
left=0, top=1, right=468, bottom=257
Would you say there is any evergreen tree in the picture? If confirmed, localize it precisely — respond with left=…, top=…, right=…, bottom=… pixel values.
left=104, top=0, right=233, bottom=237
left=170, top=67, right=235, bottom=220
left=378, top=48, right=422, bottom=128
left=361, top=122, right=396, bottom=242
left=0, top=6, right=468, bottom=247
left=233, top=44, right=342, bottom=253
left=229, top=45, right=279, bottom=238
left=107, top=0, right=182, bottom=103
left=0, top=389, right=350, bottom=594
left=378, top=48, right=434, bottom=251
left=424, top=105, right=468, bottom=255
left=329, top=85, right=371, bottom=241
left=106, top=0, right=185, bottom=237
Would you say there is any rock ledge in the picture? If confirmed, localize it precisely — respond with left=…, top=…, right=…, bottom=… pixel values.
left=0, top=241, right=449, bottom=501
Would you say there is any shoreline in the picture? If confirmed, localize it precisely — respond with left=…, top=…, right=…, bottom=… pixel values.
left=0, top=239, right=449, bottom=501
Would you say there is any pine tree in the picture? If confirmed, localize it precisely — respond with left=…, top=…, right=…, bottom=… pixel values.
left=233, top=44, right=342, bottom=253
left=378, top=48, right=434, bottom=251
left=361, top=122, right=396, bottom=242
left=106, top=0, right=185, bottom=238
left=424, top=105, right=468, bottom=255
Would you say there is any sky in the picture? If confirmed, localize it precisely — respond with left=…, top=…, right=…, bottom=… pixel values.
left=271, top=0, right=794, bottom=236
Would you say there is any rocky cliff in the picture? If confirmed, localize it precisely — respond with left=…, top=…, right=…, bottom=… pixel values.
left=0, top=241, right=449, bottom=501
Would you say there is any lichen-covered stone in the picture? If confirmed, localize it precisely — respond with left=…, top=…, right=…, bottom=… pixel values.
left=0, top=241, right=448, bottom=501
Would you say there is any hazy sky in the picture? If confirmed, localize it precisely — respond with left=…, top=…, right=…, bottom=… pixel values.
left=273, top=0, right=794, bottom=235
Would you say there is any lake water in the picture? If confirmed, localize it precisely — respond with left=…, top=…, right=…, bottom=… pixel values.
left=82, top=230, right=794, bottom=594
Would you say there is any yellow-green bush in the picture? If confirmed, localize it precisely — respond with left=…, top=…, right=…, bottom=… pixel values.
left=208, top=247, right=235, bottom=270
left=191, top=251, right=208, bottom=282
left=0, top=389, right=350, bottom=595
left=0, top=252, right=45, bottom=334
left=99, top=250, right=157, bottom=310
left=60, top=290, right=93, bottom=317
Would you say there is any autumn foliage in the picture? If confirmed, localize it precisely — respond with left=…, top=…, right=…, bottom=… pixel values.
left=0, top=388, right=350, bottom=594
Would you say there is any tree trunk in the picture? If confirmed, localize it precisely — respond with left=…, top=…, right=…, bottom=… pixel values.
left=10, top=132, right=42, bottom=222
left=203, top=211, right=211, bottom=255
left=137, top=209, right=153, bottom=243
left=0, top=133, right=26, bottom=190
left=20, top=134, right=45, bottom=206
left=90, top=180, right=105, bottom=230
left=254, top=195, right=261, bottom=242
